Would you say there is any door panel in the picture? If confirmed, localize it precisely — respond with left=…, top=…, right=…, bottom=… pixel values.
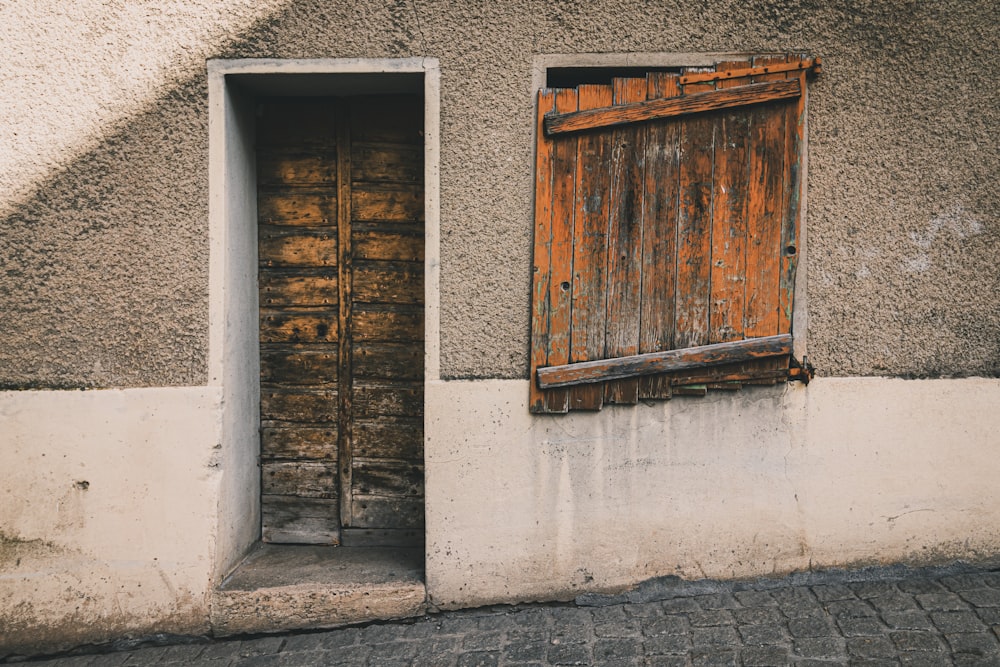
left=257, top=96, right=424, bottom=546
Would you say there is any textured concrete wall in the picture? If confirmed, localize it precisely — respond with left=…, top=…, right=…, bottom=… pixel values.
left=1, top=0, right=997, bottom=387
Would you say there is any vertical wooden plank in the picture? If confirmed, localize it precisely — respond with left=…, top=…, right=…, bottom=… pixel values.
left=638, top=73, right=681, bottom=400
left=744, top=55, right=787, bottom=340
left=529, top=90, right=557, bottom=413
left=603, top=78, right=647, bottom=405
left=709, top=61, right=752, bottom=344
left=336, top=100, right=354, bottom=529
left=780, top=55, right=807, bottom=335
left=568, top=84, right=613, bottom=411
left=543, top=88, right=580, bottom=414
left=674, top=70, right=716, bottom=351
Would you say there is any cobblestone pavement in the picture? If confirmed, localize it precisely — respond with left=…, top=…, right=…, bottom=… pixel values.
left=11, top=564, right=1000, bottom=666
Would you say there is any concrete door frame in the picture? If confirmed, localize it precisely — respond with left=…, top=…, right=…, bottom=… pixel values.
left=207, top=58, right=441, bottom=582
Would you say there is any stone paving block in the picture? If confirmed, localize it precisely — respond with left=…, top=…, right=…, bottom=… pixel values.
left=947, top=632, right=1000, bottom=655
left=695, top=593, right=740, bottom=610
left=594, top=618, right=642, bottom=637
left=811, top=584, right=856, bottom=602
left=981, top=573, right=1000, bottom=588
left=825, top=599, right=879, bottom=618
left=510, top=609, right=551, bottom=628
left=848, top=581, right=900, bottom=599
left=645, top=656, right=687, bottom=667
left=402, top=618, right=440, bottom=639
left=883, top=609, right=935, bottom=630
left=890, top=630, right=945, bottom=652
left=83, top=655, right=126, bottom=667
left=932, top=611, right=988, bottom=633
left=659, top=597, right=702, bottom=613
left=592, top=606, right=629, bottom=624
left=847, top=636, right=896, bottom=659
left=503, top=634, right=547, bottom=663
left=455, top=651, right=500, bottom=667
left=691, top=626, right=739, bottom=648
left=689, top=648, right=737, bottom=666
left=642, top=634, right=689, bottom=655
left=475, top=614, right=514, bottom=632
left=733, top=590, right=778, bottom=608
left=917, top=592, right=970, bottom=611
left=899, top=652, right=956, bottom=667
left=593, top=638, right=643, bottom=661
left=942, top=574, right=992, bottom=592
left=733, top=607, right=782, bottom=625
left=739, top=645, right=790, bottom=666
left=868, top=591, right=919, bottom=612
left=438, top=615, right=482, bottom=635
left=689, top=610, right=734, bottom=627
left=461, top=631, right=504, bottom=651
left=362, top=624, right=407, bottom=644
left=738, top=623, right=786, bottom=646
left=788, top=616, right=835, bottom=638
left=238, top=637, right=285, bottom=657
left=623, top=601, right=662, bottom=618
left=952, top=654, right=1000, bottom=667
left=897, top=579, right=945, bottom=595
left=641, top=615, right=688, bottom=636
left=793, top=637, right=847, bottom=661
left=962, top=589, right=1000, bottom=608
left=837, top=617, right=888, bottom=637
left=409, top=638, right=461, bottom=666
left=234, top=655, right=280, bottom=667
left=546, top=641, right=590, bottom=665
left=982, top=610, right=1000, bottom=625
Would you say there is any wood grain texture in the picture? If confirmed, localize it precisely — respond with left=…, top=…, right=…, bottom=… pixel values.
left=638, top=72, right=681, bottom=400
left=352, top=184, right=423, bottom=222
left=674, top=71, right=716, bottom=351
left=780, top=59, right=807, bottom=335
left=353, top=419, right=422, bottom=459
left=353, top=263, right=423, bottom=304
left=352, top=228, right=423, bottom=262
left=568, top=84, right=613, bottom=411
left=262, top=495, right=339, bottom=545
left=709, top=61, right=752, bottom=345
left=529, top=89, right=557, bottom=413
left=678, top=58, right=818, bottom=84
left=259, top=349, right=338, bottom=385
left=258, top=228, right=337, bottom=268
left=259, top=310, right=338, bottom=343
left=261, top=426, right=338, bottom=459
left=260, top=389, right=338, bottom=423
left=351, top=496, right=423, bottom=529
left=351, top=306, right=423, bottom=342
left=259, top=272, right=338, bottom=307
left=537, top=334, right=792, bottom=388
left=603, top=78, right=647, bottom=405
left=262, top=461, right=338, bottom=498
left=545, top=79, right=801, bottom=135
left=543, top=88, right=580, bottom=413
left=336, top=102, right=355, bottom=529
left=258, top=190, right=337, bottom=226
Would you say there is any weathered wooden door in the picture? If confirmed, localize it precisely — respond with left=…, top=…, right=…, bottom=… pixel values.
left=257, top=96, right=424, bottom=547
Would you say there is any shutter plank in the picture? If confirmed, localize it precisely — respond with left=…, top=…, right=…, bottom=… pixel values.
left=568, top=84, right=613, bottom=411
left=353, top=342, right=423, bottom=380
left=709, top=61, right=752, bottom=345
left=638, top=73, right=682, bottom=400
left=351, top=305, right=423, bottom=342
left=353, top=460, right=424, bottom=497
left=603, top=78, right=647, bottom=404
left=261, top=389, right=338, bottom=423
left=351, top=496, right=423, bottom=529
left=352, top=228, right=423, bottom=261
left=354, top=418, right=422, bottom=459
left=674, top=71, right=716, bottom=351
left=262, top=461, right=337, bottom=498
left=353, top=263, right=423, bottom=304
left=257, top=152, right=339, bottom=186
left=354, top=382, right=423, bottom=418
left=544, top=88, right=580, bottom=413
left=780, top=56, right=807, bottom=335
left=352, top=143, right=423, bottom=184
left=260, top=349, right=338, bottom=385
left=529, top=90, right=557, bottom=413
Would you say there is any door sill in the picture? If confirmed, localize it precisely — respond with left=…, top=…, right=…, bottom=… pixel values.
left=210, top=543, right=426, bottom=637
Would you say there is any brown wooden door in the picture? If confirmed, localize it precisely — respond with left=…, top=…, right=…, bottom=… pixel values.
left=257, top=96, right=424, bottom=546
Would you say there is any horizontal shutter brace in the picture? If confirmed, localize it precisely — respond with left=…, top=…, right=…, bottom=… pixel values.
left=536, top=334, right=795, bottom=389
left=678, top=57, right=822, bottom=85
left=544, top=78, right=801, bottom=136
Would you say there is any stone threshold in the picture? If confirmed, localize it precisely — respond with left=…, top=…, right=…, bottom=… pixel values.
left=210, top=543, right=426, bottom=637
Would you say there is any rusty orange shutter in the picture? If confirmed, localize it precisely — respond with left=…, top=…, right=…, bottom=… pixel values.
left=529, top=55, right=820, bottom=414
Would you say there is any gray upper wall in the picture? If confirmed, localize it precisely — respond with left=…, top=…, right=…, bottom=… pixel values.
left=1, top=0, right=996, bottom=388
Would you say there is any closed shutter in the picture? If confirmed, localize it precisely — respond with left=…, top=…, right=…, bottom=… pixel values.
left=530, top=54, right=820, bottom=414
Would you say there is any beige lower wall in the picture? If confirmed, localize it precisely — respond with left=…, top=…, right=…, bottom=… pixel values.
left=2, top=377, right=999, bottom=653
left=424, top=377, right=1000, bottom=608
left=0, top=388, right=222, bottom=654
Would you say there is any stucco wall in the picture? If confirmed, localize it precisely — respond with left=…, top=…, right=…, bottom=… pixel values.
left=426, top=377, right=1000, bottom=608
left=1, top=0, right=997, bottom=387
left=0, top=388, right=222, bottom=654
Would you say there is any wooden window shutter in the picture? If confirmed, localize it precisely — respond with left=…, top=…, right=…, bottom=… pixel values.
left=530, top=54, right=821, bottom=413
